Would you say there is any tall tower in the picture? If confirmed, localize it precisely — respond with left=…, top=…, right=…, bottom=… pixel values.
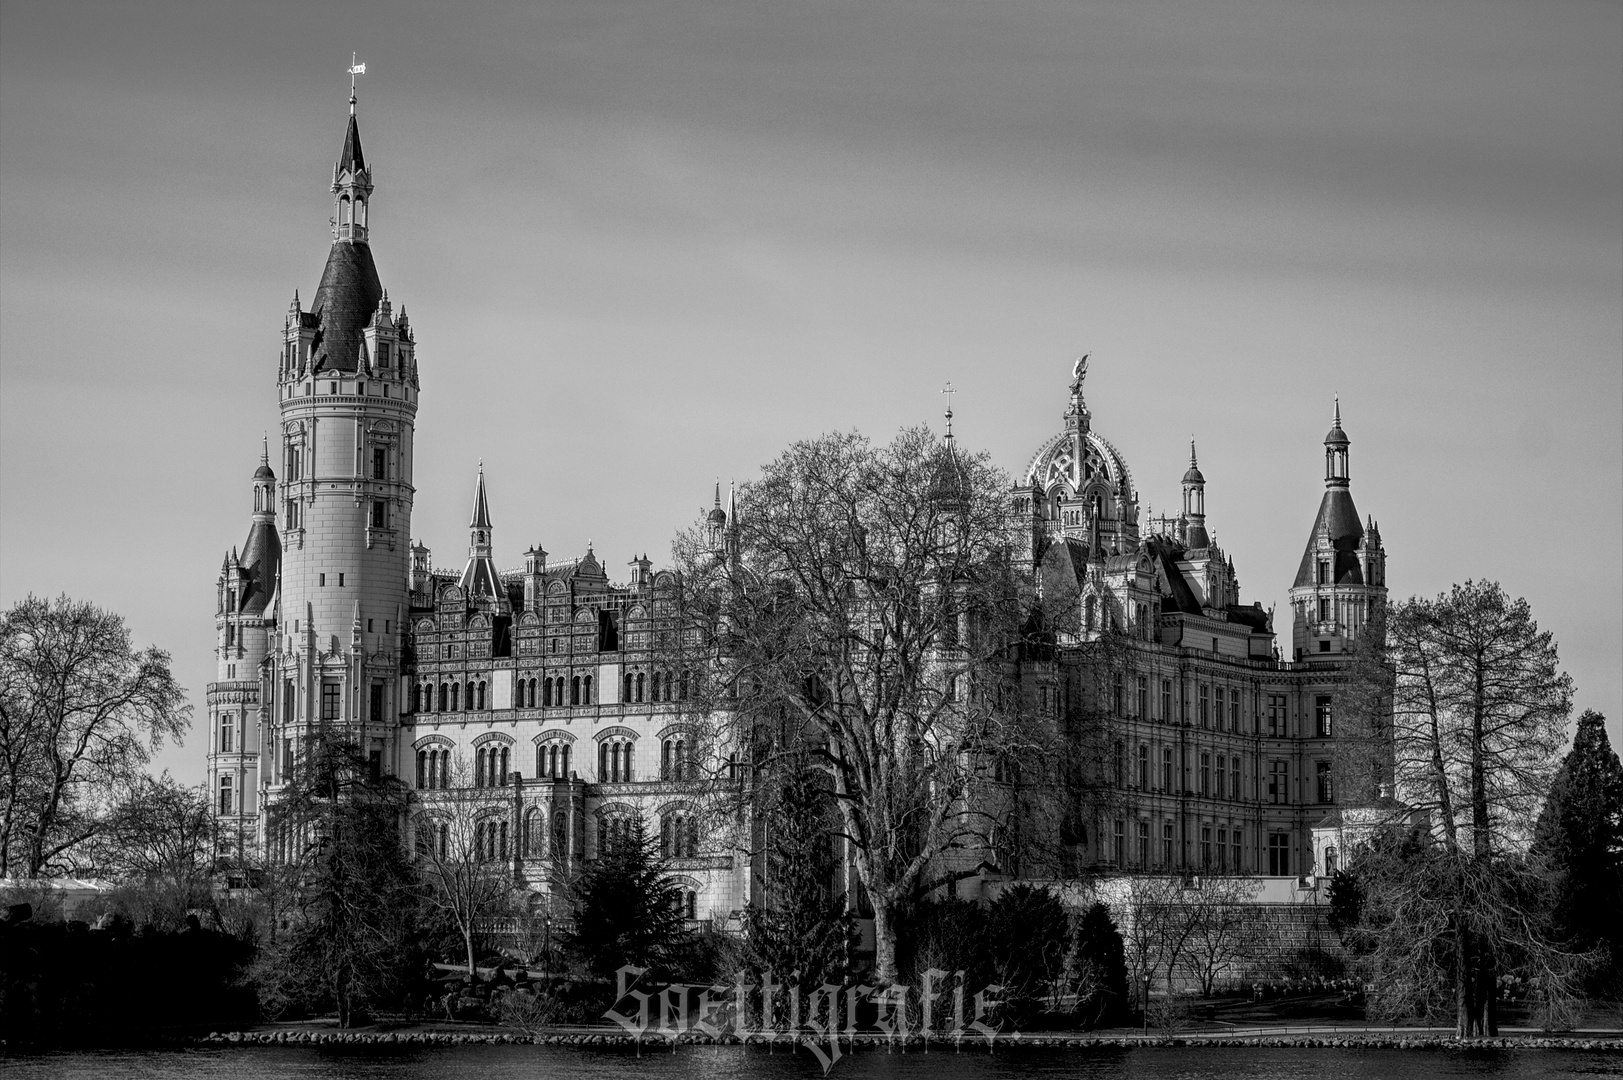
left=263, top=91, right=420, bottom=830
left=1289, top=400, right=1386, bottom=661
left=206, top=443, right=281, bottom=863
left=1182, top=440, right=1209, bottom=549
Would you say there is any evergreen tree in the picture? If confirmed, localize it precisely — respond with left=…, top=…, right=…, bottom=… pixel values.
left=743, top=764, right=858, bottom=1000
left=984, top=883, right=1068, bottom=1025
left=268, top=735, right=438, bottom=1027
left=563, top=817, right=688, bottom=991
left=1070, top=902, right=1129, bottom=1028
left=1532, top=710, right=1623, bottom=990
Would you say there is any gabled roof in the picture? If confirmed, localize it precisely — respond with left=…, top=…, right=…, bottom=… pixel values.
left=1293, top=487, right=1365, bottom=588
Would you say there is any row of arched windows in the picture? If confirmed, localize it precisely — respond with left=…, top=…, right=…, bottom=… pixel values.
left=661, top=812, right=698, bottom=858
left=474, top=819, right=508, bottom=862
left=661, top=737, right=691, bottom=781
left=537, top=742, right=572, bottom=780
left=416, top=747, right=450, bottom=789
left=599, top=739, right=634, bottom=783
left=476, top=744, right=511, bottom=787
left=413, top=680, right=488, bottom=713
left=621, top=670, right=691, bottom=704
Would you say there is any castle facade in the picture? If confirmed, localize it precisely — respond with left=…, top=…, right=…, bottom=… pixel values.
left=206, top=104, right=1388, bottom=920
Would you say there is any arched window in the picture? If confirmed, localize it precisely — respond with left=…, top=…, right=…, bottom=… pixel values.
left=551, top=813, right=567, bottom=858
left=498, top=746, right=510, bottom=786
left=1325, top=846, right=1338, bottom=876
left=527, top=678, right=537, bottom=708
left=524, top=808, right=542, bottom=858
left=678, top=670, right=690, bottom=700
left=562, top=744, right=571, bottom=779
left=438, top=822, right=449, bottom=860
left=450, top=683, right=460, bottom=712
left=624, top=673, right=634, bottom=703
left=571, top=676, right=581, bottom=706
left=636, top=673, right=645, bottom=703
left=599, top=741, right=609, bottom=781
left=416, top=750, right=427, bottom=788
left=438, top=683, right=448, bottom=711
left=476, top=747, right=487, bottom=788
left=477, top=681, right=487, bottom=711
left=1085, top=595, right=1097, bottom=631
left=583, top=675, right=593, bottom=704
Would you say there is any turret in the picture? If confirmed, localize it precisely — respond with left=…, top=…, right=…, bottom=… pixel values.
left=458, top=466, right=504, bottom=603
left=1289, top=399, right=1387, bottom=660
left=1182, top=440, right=1209, bottom=549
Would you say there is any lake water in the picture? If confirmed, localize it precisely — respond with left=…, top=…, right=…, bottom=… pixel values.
left=5, top=1045, right=1620, bottom=1080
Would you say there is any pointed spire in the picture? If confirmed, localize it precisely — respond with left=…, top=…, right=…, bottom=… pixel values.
left=470, top=462, right=492, bottom=529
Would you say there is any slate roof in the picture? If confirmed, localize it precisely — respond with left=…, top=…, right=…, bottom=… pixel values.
left=1292, top=486, right=1365, bottom=588
left=238, top=518, right=280, bottom=617
left=338, top=112, right=366, bottom=174
left=309, top=240, right=382, bottom=374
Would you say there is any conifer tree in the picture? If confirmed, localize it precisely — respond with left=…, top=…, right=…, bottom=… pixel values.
left=1532, top=710, right=1623, bottom=990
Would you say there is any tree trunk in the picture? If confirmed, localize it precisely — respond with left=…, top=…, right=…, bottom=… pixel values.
left=1455, top=922, right=1473, bottom=1037
left=466, top=927, right=477, bottom=980
left=871, top=895, right=900, bottom=984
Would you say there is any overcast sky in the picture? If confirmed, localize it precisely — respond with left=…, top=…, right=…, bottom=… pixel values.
left=2, top=0, right=1619, bottom=782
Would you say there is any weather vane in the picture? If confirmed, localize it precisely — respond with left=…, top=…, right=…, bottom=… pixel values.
left=348, top=53, right=366, bottom=110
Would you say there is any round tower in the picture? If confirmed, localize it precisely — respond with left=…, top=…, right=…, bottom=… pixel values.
left=269, top=94, right=418, bottom=808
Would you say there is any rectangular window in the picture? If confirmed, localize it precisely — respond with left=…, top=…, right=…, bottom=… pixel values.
left=218, top=775, right=234, bottom=815
left=1200, top=753, right=1210, bottom=795
left=1317, top=761, right=1334, bottom=803
left=1136, top=820, right=1149, bottom=866
left=371, top=500, right=386, bottom=528
left=1201, top=826, right=1212, bottom=869
left=1315, top=696, right=1333, bottom=737
left=1162, top=822, right=1174, bottom=866
left=1229, top=689, right=1241, bottom=731
left=1113, top=820, right=1125, bottom=865
left=1268, top=760, right=1289, bottom=805
left=1136, top=676, right=1147, bottom=718
left=1269, top=832, right=1291, bottom=876
left=338, top=573, right=345, bottom=587
left=1216, top=827, right=1227, bottom=871
left=368, top=750, right=382, bottom=781
left=1318, top=597, right=1331, bottom=622
left=1231, top=757, right=1241, bottom=801
left=1231, top=830, right=1242, bottom=871
left=281, top=738, right=292, bottom=782
left=220, top=714, right=234, bottom=754
left=1198, top=685, right=1209, bottom=727
left=1161, top=679, right=1172, bottom=721
left=1162, top=747, right=1174, bottom=791
left=1268, top=694, right=1288, bottom=737
left=372, top=447, right=387, bottom=480
left=369, top=683, right=384, bottom=724
left=377, top=342, right=391, bottom=368
left=321, top=681, right=341, bottom=721
left=1317, top=560, right=1329, bottom=586
left=319, top=573, right=326, bottom=587
left=1113, top=673, right=1124, bottom=716
left=1215, top=754, right=1225, bottom=798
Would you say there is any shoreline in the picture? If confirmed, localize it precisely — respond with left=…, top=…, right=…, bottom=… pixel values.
left=167, top=1028, right=1619, bottom=1051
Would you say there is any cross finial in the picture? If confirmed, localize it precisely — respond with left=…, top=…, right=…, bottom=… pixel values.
left=1333, top=393, right=1341, bottom=426
left=347, top=53, right=366, bottom=112
left=940, top=382, right=956, bottom=439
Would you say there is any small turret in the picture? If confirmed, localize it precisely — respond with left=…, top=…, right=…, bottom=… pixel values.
left=1182, top=440, right=1209, bottom=549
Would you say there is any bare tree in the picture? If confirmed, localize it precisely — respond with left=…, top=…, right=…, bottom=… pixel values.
left=92, top=773, right=217, bottom=931
left=1348, top=581, right=1575, bottom=1036
left=668, top=428, right=1074, bottom=982
left=411, top=754, right=518, bottom=976
left=0, top=595, right=189, bottom=877
left=1176, top=877, right=1264, bottom=997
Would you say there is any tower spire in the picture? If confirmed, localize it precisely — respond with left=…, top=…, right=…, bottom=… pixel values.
left=1182, top=436, right=1209, bottom=548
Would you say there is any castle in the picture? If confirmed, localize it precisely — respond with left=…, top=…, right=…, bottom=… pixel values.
left=206, top=102, right=1388, bottom=923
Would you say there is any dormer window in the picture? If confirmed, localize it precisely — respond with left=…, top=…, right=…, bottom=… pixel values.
left=1317, top=559, right=1329, bottom=585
